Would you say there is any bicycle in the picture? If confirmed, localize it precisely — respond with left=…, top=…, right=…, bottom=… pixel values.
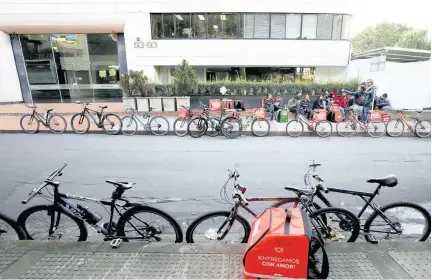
left=237, top=108, right=270, bottom=137
left=336, top=108, right=386, bottom=137
left=121, top=107, right=170, bottom=136
left=20, top=104, right=67, bottom=134
left=386, top=109, right=431, bottom=138
left=173, top=105, right=195, bottom=137
left=17, top=163, right=183, bottom=242
left=71, top=101, right=122, bottom=135
left=0, top=213, right=26, bottom=240
left=286, top=110, right=332, bottom=138
left=185, top=165, right=360, bottom=243
left=304, top=162, right=431, bottom=243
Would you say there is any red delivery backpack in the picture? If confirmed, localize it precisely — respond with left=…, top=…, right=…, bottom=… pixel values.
left=243, top=208, right=329, bottom=279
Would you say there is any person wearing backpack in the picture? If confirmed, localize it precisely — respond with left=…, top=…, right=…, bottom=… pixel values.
left=343, top=82, right=366, bottom=118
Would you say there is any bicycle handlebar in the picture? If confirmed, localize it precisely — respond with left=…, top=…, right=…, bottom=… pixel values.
left=319, top=182, right=329, bottom=193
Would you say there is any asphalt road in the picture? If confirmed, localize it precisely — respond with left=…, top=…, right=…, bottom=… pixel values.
left=0, top=134, right=430, bottom=235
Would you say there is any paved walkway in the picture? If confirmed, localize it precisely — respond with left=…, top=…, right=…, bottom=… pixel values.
left=0, top=241, right=430, bottom=279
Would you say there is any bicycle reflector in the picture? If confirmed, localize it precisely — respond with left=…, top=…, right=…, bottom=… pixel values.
left=237, top=184, right=247, bottom=194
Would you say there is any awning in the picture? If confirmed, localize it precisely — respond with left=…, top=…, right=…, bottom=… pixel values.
left=352, top=47, right=431, bottom=63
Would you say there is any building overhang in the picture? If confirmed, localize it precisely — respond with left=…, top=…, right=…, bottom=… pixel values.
left=351, top=47, right=431, bottom=63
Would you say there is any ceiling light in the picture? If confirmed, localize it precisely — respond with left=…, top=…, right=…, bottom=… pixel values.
left=213, top=25, right=218, bottom=29
left=198, top=15, right=205, bottom=20
left=175, top=15, right=184, bottom=20
left=220, top=15, right=226, bottom=20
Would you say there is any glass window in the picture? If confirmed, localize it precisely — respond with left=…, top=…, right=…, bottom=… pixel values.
left=207, top=13, right=238, bottom=38
left=332, top=14, right=342, bottom=39
left=286, top=14, right=301, bottom=39
left=162, top=14, right=175, bottom=38
left=191, top=14, right=207, bottom=38
left=151, top=14, right=163, bottom=39
left=243, top=14, right=254, bottom=38
left=87, top=34, right=119, bottom=84
left=341, top=15, right=351, bottom=39
left=174, top=14, right=191, bottom=38
left=317, top=14, right=333, bottom=39
left=302, top=14, right=317, bottom=39
left=254, top=13, right=270, bottom=38
left=270, top=14, right=285, bottom=38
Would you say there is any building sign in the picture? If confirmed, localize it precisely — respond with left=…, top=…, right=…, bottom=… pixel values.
left=134, top=37, right=157, bottom=48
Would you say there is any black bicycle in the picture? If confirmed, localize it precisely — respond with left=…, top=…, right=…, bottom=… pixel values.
left=305, top=162, right=431, bottom=243
left=71, top=101, right=122, bottom=135
left=0, top=213, right=26, bottom=240
left=20, top=104, right=67, bottom=134
left=17, top=163, right=183, bottom=243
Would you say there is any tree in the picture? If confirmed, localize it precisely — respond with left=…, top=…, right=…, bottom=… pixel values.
left=172, top=59, right=198, bottom=95
left=120, top=70, right=153, bottom=97
left=396, top=29, right=431, bottom=50
left=351, top=21, right=430, bottom=52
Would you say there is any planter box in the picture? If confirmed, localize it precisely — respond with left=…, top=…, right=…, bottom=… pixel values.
left=123, top=97, right=137, bottom=110
left=136, top=97, right=150, bottom=112
left=176, top=96, right=190, bottom=111
left=162, top=97, right=176, bottom=112
left=149, top=97, right=163, bottom=111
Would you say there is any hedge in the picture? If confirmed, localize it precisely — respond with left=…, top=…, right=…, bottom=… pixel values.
left=125, top=80, right=360, bottom=97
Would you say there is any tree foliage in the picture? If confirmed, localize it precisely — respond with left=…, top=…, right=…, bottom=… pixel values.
left=172, top=59, right=198, bottom=96
left=352, top=21, right=431, bottom=52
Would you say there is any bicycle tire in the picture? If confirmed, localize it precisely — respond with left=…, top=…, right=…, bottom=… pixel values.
left=366, top=121, right=386, bottom=138
left=336, top=120, right=356, bottom=137
left=363, top=201, right=431, bottom=242
left=0, top=212, right=27, bottom=240
left=309, top=207, right=360, bottom=242
left=251, top=118, right=270, bottom=137
left=315, top=120, right=332, bottom=138
left=48, top=114, right=67, bottom=134
left=17, top=204, right=88, bottom=241
left=286, top=119, right=304, bottom=137
left=121, top=116, right=138, bottom=136
left=116, top=205, right=183, bottom=243
left=221, top=116, right=242, bottom=139
left=71, top=113, right=90, bottom=134
left=20, top=114, right=40, bottom=134
left=386, top=119, right=404, bottom=137
left=186, top=211, right=251, bottom=243
left=187, top=116, right=208, bottom=138
left=206, top=117, right=221, bottom=137
left=415, top=120, right=431, bottom=138
left=173, top=118, right=188, bottom=137
left=149, top=116, right=169, bottom=136
left=102, top=113, right=122, bottom=135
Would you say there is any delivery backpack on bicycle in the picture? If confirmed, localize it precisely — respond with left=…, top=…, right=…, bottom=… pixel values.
left=243, top=208, right=329, bottom=279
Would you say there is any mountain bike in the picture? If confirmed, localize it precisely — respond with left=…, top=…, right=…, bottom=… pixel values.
left=0, top=213, right=26, bottom=240
left=237, top=108, right=270, bottom=137
left=286, top=110, right=332, bottom=138
left=71, top=101, right=122, bottom=135
left=121, top=107, right=169, bottom=136
left=20, top=104, right=67, bottom=134
left=304, top=162, right=431, bottom=243
left=17, top=163, right=183, bottom=243
left=386, top=109, right=431, bottom=138
left=336, top=108, right=386, bottom=137
left=186, top=165, right=360, bottom=243
left=173, top=105, right=195, bottom=137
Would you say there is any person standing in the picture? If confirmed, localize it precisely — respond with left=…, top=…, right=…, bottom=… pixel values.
left=362, top=79, right=377, bottom=123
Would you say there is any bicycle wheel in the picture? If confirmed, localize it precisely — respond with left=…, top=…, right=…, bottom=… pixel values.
left=286, top=119, right=304, bottom=137
left=221, top=116, right=242, bottom=139
left=71, top=113, right=90, bottom=134
left=17, top=205, right=88, bottom=241
left=186, top=211, right=250, bottom=243
left=149, top=116, right=169, bottom=136
left=121, top=116, right=138, bottom=136
left=415, top=120, right=431, bottom=138
left=366, top=121, right=386, bottom=138
left=309, top=207, right=360, bottom=242
left=187, top=116, right=208, bottom=138
left=173, top=117, right=188, bottom=137
left=206, top=117, right=221, bottom=137
left=315, top=120, right=332, bottom=138
left=48, top=114, right=67, bottom=134
left=20, top=114, right=40, bottom=134
left=364, top=201, right=431, bottom=242
left=251, top=118, right=270, bottom=137
left=116, top=205, right=182, bottom=243
left=102, top=113, right=122, bottom=135
left=336, top=120, right=357, bottom=137
left=0, top=213, right=26, bottom=240
left=386, top=119, right=404, bottom=137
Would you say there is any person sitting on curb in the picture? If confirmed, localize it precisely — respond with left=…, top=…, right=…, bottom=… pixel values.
left=312, top=95, right=327, bottom=110
left=287, top=93, right=301, bottom=114
left=343, top=82, right=366, bottom=118
left=299, top=94, right=312, bottom=119
left=376, top=93, right=393, bottom=111
left=264, top=94, right=275, bottom=120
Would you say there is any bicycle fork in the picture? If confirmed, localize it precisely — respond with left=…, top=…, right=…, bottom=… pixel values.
left=215, top=207, right=239, bottom=242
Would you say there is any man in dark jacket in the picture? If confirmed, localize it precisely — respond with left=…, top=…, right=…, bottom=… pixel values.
left=344, top=82, right=366, bottom=117
left=362, top=79, right=377, bottom=123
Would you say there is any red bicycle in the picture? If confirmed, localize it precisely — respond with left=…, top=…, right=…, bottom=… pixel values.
left=173, top=105, right=195, bottom=136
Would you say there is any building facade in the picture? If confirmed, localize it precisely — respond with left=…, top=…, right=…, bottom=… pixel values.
left=0, top=0, right=353, bottom=103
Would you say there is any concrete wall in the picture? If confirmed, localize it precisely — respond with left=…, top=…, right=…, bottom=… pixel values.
left=0, top=31, right=22, bottom=102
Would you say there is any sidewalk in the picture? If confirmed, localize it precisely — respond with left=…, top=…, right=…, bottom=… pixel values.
left=0, top=241, right=430, bottom=279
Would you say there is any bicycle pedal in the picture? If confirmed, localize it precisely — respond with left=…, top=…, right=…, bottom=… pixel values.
left=110, top=238, right=123, bottom=248
left=368, top=235, right=378, bottom=244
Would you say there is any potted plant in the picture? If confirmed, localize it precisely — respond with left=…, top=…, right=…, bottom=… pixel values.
left=172, top=59, right=198, bottom=110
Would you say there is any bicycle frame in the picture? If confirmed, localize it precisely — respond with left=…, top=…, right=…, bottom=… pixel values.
left=82, top=107, right=102, bottom=125
left=30, top=109, right=50, bottom=127
left=297, top=113, right=315, bottom=129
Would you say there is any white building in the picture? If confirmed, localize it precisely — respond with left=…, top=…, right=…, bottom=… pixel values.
left=0, top=0, right=353, bottom=103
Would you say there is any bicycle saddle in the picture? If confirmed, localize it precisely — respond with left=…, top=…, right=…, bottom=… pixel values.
left=106, top=180, right=135, bottom=190
left=284, top=186, right=314, bottom=196
left=44, top=108, right=53, bottom=113
left=366, top=175, right=398, bottom=187
left=148, top=106, right=155, bottom=111
left=99, top=106, right=108, bottom=109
